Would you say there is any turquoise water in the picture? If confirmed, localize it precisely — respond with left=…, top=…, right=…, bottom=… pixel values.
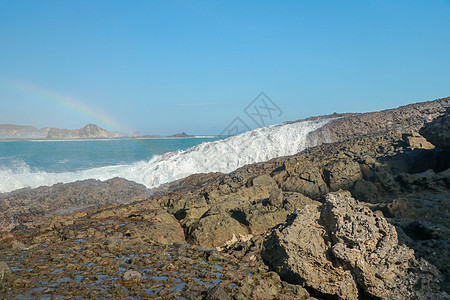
left=0, top=118, right=330, bottom=193
left=0, top=138, right=219, bottom=173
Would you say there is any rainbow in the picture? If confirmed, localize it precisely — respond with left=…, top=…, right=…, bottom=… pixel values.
left=0, top=79, right=132, bottom=135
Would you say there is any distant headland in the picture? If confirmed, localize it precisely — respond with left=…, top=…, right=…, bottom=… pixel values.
left=0, top=123, right=197, bottom=140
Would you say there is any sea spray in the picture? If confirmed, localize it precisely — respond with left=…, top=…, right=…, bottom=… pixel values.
left=0, top=118, right=332, bottom=193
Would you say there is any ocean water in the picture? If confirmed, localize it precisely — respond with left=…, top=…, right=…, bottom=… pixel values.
left=0, top=118, right=332, bottom=193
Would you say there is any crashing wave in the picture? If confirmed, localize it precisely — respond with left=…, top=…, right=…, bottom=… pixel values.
left=0, top=118, right=332, bottom=193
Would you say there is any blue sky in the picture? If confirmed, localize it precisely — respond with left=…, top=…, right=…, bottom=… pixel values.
left=0, top=0, right=449, bottom=135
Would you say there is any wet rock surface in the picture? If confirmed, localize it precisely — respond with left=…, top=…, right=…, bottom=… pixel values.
left=0, top=230, right=307, bottom=299
left=1, top=97, right=450, bottom=298
left=0, top=178, right=151, bottom=231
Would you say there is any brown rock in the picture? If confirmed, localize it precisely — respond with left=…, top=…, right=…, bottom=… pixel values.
left=121, top=270, right=142, bottom=282
left=403, top=132, right=435, bottom=149
left=0, top=261, right=11, bottom=280
left=282, top=164, right=328, bottom=198
left=268, top=189, right=284, bottom=207
left=262, top=192, right=447, bottom=299
left=204, top=284, right=233, bottom=300
left=188, top=207, right=249, bottom=246
left=323, top=159, right=362, bottom=191
left=420, top=109, right=450, bottom=149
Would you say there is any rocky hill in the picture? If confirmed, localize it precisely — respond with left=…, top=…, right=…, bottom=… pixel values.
left=168, top=132, right=194, bottom=138
left=0, top=124, right=49, bottom=139
left=0, top=123, right=121, bottom=139
left=46, top=123, right=120, bottom=139
left=0, top=97, right=449, bottom=298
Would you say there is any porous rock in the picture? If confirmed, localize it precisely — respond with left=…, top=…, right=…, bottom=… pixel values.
left=262, top=191, right=447, bottom=299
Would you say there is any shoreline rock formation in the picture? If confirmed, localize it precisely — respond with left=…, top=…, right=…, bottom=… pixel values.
left=0, top=96, right=449, bottom=298
left=262, top=191, right=445, bottom=299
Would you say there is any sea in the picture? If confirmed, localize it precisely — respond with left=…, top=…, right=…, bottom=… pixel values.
left=0, top=118, right=332, bottom=194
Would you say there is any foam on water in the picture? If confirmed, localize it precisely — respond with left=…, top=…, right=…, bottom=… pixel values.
left=0, top=118, right=331, bottom=193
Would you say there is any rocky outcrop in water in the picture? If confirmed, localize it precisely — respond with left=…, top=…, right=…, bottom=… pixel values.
left=46, top=123, right=120, bottom=139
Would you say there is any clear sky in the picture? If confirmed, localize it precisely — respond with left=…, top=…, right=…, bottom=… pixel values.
left=0, top=0, right=449, bottom=135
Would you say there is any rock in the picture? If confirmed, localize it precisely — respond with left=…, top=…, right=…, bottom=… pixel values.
left=403, top=132, right=435, bottom=149
left=351, top=179, right=379, bottom=202
left=310, top=96, right=450, bottom=146
left=252, top=174, right=278, bottom=191
left=397, top=169, right=448, bottom=193
left=121, top=270, right=142, bottom=282
left=11, top=241, right=27, bottom=250
left=263, top=203, right=358, bottom=298
left=268, top=189, right=284, bottom=207
left=0, top=262, right=11, bottom=280
left=420, top=109, right=450, bottom=149
left=262, top=191, right=447, bottom=299
left=204, top=284, right=233, bottom=300
left=0, top=178, right=150, bottom=231
left=282, top=164, right=328, bottom=198
left=228, top=191, right=320, bottom=236
left=324, top=159, right=363, bottom=191
left=188, top=207, right=249, bottom=246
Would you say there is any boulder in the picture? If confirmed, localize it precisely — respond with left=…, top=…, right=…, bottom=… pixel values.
left=262, top=191, right=447, bottom=299
left=188, top=207, right=249, bottom=246
left=420, top=109, right=450, bottom=149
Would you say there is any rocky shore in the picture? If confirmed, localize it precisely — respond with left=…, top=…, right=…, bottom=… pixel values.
left=0, top=97, right=449, bottom=299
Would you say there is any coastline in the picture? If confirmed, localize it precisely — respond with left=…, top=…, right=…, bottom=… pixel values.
left=0, top=97, right=449, bottom=298
left=0, top=136, right=219, bottom=142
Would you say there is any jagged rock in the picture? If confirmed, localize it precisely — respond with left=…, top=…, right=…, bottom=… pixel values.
left=263, top=203, right=358, bottom=298
left=262, top=191, right=447, bottom=299
left=420, top=109, right=450, bottom=149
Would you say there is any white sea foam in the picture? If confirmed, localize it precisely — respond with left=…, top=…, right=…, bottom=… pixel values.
left=0, top=118, right=331, bottom=193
